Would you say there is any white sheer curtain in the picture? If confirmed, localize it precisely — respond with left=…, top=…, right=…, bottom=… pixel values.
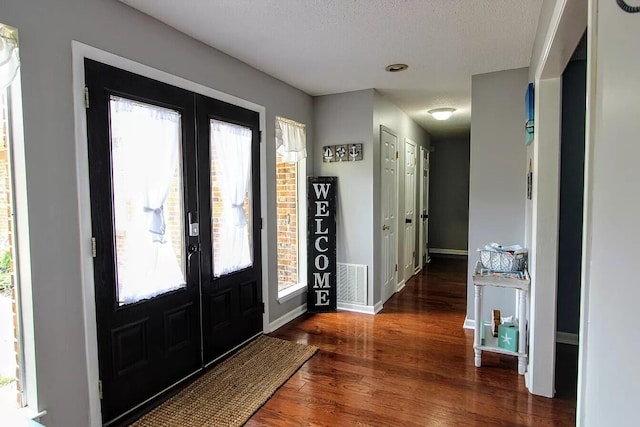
left=0, top=26, right=20, bottom=90
left=275, top=117, right=307, bottom=163
left=211, top=120, right=252, bottom=276
left=110, top=97, right=185, bottom=305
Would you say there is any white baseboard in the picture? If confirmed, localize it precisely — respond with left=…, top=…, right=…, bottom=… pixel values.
left=463, top=317, right=492, bottom=330
left=396, top=280, right=406, bottom=293
left=430, top=248, right=468, bottom=256
left=269, top=303, right=307, bottom=332
left=338, top=302, right=378, bottom=314
left=463, top=316, right=475, bottom=329
left=556, top=331, right=579, bottom=346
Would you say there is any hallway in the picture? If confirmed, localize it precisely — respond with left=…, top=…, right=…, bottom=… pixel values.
left=250, top=256, right=576, bottom=426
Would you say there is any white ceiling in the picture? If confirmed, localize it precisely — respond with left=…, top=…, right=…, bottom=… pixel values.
left=121, top=0, right=542, bottom=139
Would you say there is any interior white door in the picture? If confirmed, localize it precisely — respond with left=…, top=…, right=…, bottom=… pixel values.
left=380, top=126, right=398, bottom=303
left=422, top=150, right=430, bottom=264
left=404, top=139, right=416, bottom=282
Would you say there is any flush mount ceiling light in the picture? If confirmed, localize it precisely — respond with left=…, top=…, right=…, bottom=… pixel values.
left=385, top=63, right=408, bottom=72
left=428, top=108, right=456, bottom=121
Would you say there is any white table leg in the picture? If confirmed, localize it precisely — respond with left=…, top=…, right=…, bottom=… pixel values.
left=474, top=285, right=483, bottom=368
left=517, top=288, right=527, bottom=375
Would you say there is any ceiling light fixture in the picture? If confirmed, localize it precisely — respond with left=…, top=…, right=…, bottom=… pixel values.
left=385, top=63, right=408, bottom=72
left=428, top=108, right=456, bottom=121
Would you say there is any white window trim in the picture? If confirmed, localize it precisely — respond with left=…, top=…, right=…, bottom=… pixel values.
left=277, top=282, right=306, bottom=304
left=276, top=132, right=307, bottom=302
left=3, top=55, right=41, bottom=416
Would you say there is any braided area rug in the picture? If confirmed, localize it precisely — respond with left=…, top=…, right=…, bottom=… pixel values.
left=130, top=336, right=318, bottom=427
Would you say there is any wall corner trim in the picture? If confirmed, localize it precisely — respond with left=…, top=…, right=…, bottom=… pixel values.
left=463, top=316, right=475, bottom=330
left=374, top=301, right=384, bottom=313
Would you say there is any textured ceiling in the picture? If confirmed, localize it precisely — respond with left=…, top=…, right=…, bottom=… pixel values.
left=120, top=0, right=542, bottom=139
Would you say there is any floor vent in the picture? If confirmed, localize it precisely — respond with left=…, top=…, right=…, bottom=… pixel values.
left=337, top=263, right=367, bottom=305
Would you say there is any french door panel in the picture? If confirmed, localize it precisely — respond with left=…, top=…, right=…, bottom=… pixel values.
left=196, top=95, right=263, bottom=364
left=85, top=59, right=201, bottom=424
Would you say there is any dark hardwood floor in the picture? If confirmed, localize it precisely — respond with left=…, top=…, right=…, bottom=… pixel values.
left=248, top=256, right=577, bottom=426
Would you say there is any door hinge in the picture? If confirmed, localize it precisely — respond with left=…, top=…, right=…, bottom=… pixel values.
left=396, top=151, right=399, bottom=159
left=261, top=302, right=265, bottom=314
left=259, top=130, right=263, bottom=143
left=260, top=218, right=263, bottom=230
left=395, top=264, right=398, bottom=272
left=91, top=237, right=97, bottom=258
left=84, top=86, right=90, bottom=109
left=98, top=380, right=103, bottom=400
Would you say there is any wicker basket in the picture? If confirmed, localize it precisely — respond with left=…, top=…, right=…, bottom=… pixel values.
left=479, top=250, right=527, bottom=272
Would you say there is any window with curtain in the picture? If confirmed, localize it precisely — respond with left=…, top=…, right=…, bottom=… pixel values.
left=210, top=119, right=253, bottom=277
left=0, top=26, right=19, bottom=91
left=275, top=117, right=307, bottom=295
left=109, top=96, right=186, bottom=305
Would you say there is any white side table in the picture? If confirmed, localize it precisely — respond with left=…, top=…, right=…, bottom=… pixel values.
left=472, top=262, right=530, bottom=375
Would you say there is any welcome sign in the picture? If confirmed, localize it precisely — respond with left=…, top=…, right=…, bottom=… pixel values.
left=307, top=176, right=337, bottom=313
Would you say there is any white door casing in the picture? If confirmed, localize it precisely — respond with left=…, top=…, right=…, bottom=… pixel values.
left=419, top=148, right=430, bottom=266
left=404, top=138, right=416, bottom=282
left=380, top=126, right=398, bottom=303
left=418, top=146, right=425, bottom=269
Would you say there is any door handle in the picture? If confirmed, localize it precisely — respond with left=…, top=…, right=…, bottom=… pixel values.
left=405, top=218, right=412, bottom=224
left=421, top=214, right=429, bottom=219
left=187, top=243, right=200, bottom=276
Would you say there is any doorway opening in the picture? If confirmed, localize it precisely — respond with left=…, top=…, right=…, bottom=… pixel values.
left=555, top=31, right=587, bottom=400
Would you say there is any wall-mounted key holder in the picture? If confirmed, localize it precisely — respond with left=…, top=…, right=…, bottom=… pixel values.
left=322, top=143, right=363, bottom=162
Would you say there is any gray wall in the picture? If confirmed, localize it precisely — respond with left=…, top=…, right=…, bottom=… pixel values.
left=467, top=68, right=529, bottom=323
left=313, top=90, right=429, bottom=307
left=557, top=59, right=586, bottom=335
left=373, top=92, right=430, bottom=300
left=313, top=90, right=375, bottom=304
left=428, top=136, right=470, bottom=251
left=3, top=1, right=312, bottom=425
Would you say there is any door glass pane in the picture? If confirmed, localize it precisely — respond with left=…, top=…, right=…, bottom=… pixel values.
left=210, top=119, right=253, bottom=277
left=109, top=96, right=186, bottom=305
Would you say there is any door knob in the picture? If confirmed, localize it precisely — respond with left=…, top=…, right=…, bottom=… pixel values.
left=382, top=224, right=390, bottom=231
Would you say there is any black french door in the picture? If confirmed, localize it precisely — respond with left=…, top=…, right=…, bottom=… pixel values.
left=85, top=59, right=262, bottom=425
left=196, top=96, right=263, bottom=364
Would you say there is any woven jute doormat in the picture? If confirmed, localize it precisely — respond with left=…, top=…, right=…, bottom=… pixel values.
left=130, top=335, right=318, bottom=427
